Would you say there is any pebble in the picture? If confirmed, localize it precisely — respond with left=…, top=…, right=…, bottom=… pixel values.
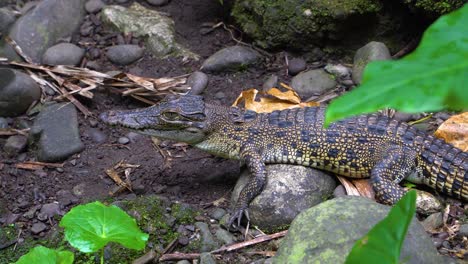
left=214, top=91, right=225, bottom=100
left=201, top=46, right=260, bottom=73
left=352, top=41, right=391, bottom=84
left=333, top=185, right=347, bottom=197
left=42, top=43, right=85, bottom=66
left=288, top=57, right=306, bottom=76
left=3, top=135, right=28, bottom=156
left=31, top=222, right=47, bottom=234
left=290, top=69, right=337, bottom=100
left=458, top=224, right=468, bottom=237
left=214, top=228, right=235, bottom=245
left=146, top=0, right=169, bottom=6
left=0, top=68, right=41, bottom=117
left=85, top=0, right=105, bottom=13
left=422, top=212, right=443, bottom=231
left=176, top=260, right=191, bottom=264
left=106, top=44, right=144, bottom=66
left=89, top=119, right=98, bottom=127
left=195, top=222, right=219, bottom=252
left=80, top=21, right=93, bottom=36
left=23, top=205, right=41, bottom=219
left=126, top=132, right=142, bottom=142
left=39, top=203, right=60, bottom=218
left=86, top=60, right=101, bottom=71
left=56, top=190, right=78, bottom=207
left=118, top=137, right=130, bottom=144
left=72, top=183, right=87, bottom=197
left=262, top=74, right=278, bottom=91
left=341, top=79, right=355, bottom=87
left=209, top=208, right=226, bottom=221
left=187, top=71, right=209, bottom=95
left=324, top=64, right=351, bottom=79
left=0, top=117, right=9, bottom=128
left=178, top=236, right=189, bottom=246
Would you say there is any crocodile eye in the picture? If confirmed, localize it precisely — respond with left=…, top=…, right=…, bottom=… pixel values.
left=162, top=111, right=180, bottom=120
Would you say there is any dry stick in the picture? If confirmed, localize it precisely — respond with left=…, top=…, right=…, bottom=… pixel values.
left=159, top=253, right=202, bottom=261
left=211, top=230, right=288, bottom=254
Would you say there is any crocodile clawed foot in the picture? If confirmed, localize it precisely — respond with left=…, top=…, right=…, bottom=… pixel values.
left=227, top=208, right=250, bottom=231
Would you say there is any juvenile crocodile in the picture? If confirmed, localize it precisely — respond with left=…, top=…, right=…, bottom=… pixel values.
left=100, top=94, right=468, bottom=226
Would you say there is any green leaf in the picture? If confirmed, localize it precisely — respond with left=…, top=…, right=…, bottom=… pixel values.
left=325, top=4, right=468, bottom=126
left=15, top=246, right=74, bottom=264
left=345, top=190, right=417, bottom=264
left=59, top=201, right=149, bottom=253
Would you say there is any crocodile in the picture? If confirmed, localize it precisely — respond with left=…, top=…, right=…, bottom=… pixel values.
left=100, top=94, right=468, bottom=227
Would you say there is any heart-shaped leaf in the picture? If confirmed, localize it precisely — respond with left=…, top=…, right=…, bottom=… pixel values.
left=15, top=246, right=74, bottom=264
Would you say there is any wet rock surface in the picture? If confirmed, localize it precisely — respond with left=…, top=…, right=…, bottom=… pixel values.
left=0, top=68, right=41, bottom=117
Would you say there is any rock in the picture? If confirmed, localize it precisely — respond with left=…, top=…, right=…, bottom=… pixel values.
left=214, top=228, right=235, bottom=245
left=86, top=60, right=101, bottom=70
left=146, top=0, right=169, bottom=6
left=333, top=185, right=346, bottom=198
left=39, top=203, right=61, bottom=218
left=195, top=222, right=219, bottom=252
left=56, top=190, right=78, bottom=207
left=415, top=190, right=442, bottom=214
left=29, top=103, right=85, bottom=162
left=118, top=137, right=130, bottom=145
left=290, top=69, right=337, bottom=100
left=209, top=208, right=226, bottom=221
left=0, top=117, right=9, bottom=128
left=288, top=57, right=306, bottom=76
left=0, top=8, right=16, bottom=35
left=126, top=132, right=142, bottom=142
left=31, top=222, right=47, bottom=234
left=176, top=260, right=191, bottom=264
left=231, top=165, right=336, bottom=231
left=42, top=43, right=85, bottom=66
left=421, top=212, right=443, bottom=232
left=324, top=64, right=351, bottom=79
left=0, top=0, right=86, bottom=62
left=0, top=69, right=41, bottom=117
left=274, top=196, right=443, bottom=263
left=187, top=71, right=209, bottom=95
left=201, top=46, right=260, bottom=73
left=199, top=253, right=216, bottom=264
left=352, top=41, right=391, bottom=84
left=3, top=135, right=27, bottom=156
left=88, top=128, right=107, bottom=144
left=262, top=74, right=278, bottom=91
left=101, top=3, right=197, bottom=59
left=458, top=224, right=468, bottom=237
left=106, top=44, right=144, bottom=66
left=394, top=112, right=418, bottom=123
left=401, top=0, right=464, bottom=17
left=85, top=0, right=105, bottom=13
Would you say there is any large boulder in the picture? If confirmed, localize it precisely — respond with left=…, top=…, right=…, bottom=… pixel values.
left=232, top=165, right=336, bottom=231
left=274, top=196, right=443, bottom=264
left=0, top=0, right=86, bottom=63
left=231, top=0, right=413, bottom=58
left=101, top=3, right=197, bottom=60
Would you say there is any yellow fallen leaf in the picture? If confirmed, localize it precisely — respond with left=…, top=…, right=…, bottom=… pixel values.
left=434, top=112, right=468, bottom=151
left=233, top=85, right=319, bottom=113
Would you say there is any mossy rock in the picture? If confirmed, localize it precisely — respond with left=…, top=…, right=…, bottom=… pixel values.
left=401, top=0, right=464, bottom=17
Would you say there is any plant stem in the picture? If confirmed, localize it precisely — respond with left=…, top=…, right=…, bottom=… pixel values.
left=101, top=248, right=104, bottom=264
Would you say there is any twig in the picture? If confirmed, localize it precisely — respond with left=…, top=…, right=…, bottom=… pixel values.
left=132, top=250, right=157, bottom=264
left=210, top=230, right=287, bottom=254
left=392, top=38, right=420, bottom=59
left=159, top=253, right=202, bottom=261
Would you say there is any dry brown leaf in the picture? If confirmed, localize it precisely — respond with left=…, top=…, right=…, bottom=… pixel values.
left=233, top=86, right=319, bottom=113
left=352, top=179, right=375, bottom=199
left=336, top=176, right=360, bottom=196
left=434, top=112, right=468, bottom=151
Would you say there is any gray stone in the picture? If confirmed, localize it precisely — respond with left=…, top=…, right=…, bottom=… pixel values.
left=421, top=212, right=443, bottom=231
left=232, top=165, right=336, bottom=231
left=102, top=3, right=197, bottom=59
left=352, top=41, right=391, bottom=84
left=214, top=228, right=235, bottom=245
left=3, top=135, right=27, bottom=156
left=458, top=224, right=468, bottom=237
left=106, top=44, right=144, bottom=66
left=29, top=103, right=84, bottom=162
left=0, top=0, right=86, bottom=63
left=195, top=222, right=219, bottom=252
left=262, top=74, right=278, bottom=91
left=39, top=203, right=61, bottom=218
left=274, top=196, right=443, bottom=264
left=31, top=222, right=47, bottom=234
left=56, top=190, right=77, bottom=207
left=0, top=68, right=41, bottom=117
left=199, top=253, right=216, bottom=264
left=147, top=0, right=169, bottom=6
left=187, top=71, right=209, bottom=95
left=201, top=46, right=260, bottom=73
left=85, top=0, right=105, bottom=13
left=324, top=64, right=351, bottom=79
left=176, top=260, right=191, bottom=264
left=126, top=131, right=142, bottom=142
left=291, top=69, right=337, bottom=100
left=88, top=128, right=107, bottom=144
left=209, top=208, right=226, bottom=221
left=288, top=57, right=306, bottom=76
left=42, top=43, right=85, bottom=66
left=118, top=137, right=130, bottom=144
left=0, top=8, right=16, bottom=35
left=0, top=117, right=9, bottom=128
left=333, top=185, right=346, bottom=198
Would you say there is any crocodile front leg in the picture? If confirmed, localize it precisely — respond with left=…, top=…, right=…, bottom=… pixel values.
left=371, top=146, right=416, bottom=204
left=228, top=146, right=266, bottom=229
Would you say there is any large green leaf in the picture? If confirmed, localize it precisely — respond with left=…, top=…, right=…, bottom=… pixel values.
left=59, top=201, right=149, bottom=253
left=325, top=4, right=468, bottom=126
left=14, top=246, right=74, bottom=264
left=345, top=190, right=417, bottom=264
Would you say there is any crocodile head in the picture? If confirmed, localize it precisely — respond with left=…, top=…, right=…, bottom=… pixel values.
left=99, top=94, right=210, bottom=144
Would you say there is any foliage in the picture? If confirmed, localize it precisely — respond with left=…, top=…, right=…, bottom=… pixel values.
left=14, top=246, right=74, bottom=264
left=59, top=201, right=149, bottom=253
left=345, top=190, right=417, bottom=264
left=325, top=4, right=468, bottom=126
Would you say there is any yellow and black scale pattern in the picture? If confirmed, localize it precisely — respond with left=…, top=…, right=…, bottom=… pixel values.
left=195, top=103, right=468, bottom=220
left=101, top=95, right=468, bottom=226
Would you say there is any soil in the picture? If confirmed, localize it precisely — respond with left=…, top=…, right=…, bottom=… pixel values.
left=0, top=0, right=466, bottom=263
